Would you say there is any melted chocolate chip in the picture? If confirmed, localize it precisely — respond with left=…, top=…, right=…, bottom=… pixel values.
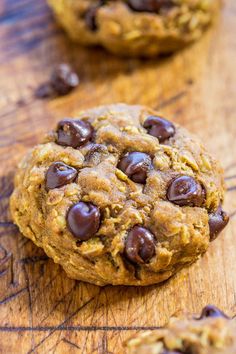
left=167, top=176, right=205, bottom=207
left=51, top=64, right=79, bottom=96
left=199, top=305, right=229, bottom=319
left=208, top=206, right=229, bottom=241
left=143, top=116, right=175, bottom=143
left=128, top=0, right=174, bottom=13
left=124, top=226, right=155, bottom=264
left=117, top=152, right=152, bottom=184
left=56, top=119, right=93, bottom=148
left=67, top=202, right=101, bottom=240
left=46, top=162, right=78, bottom=190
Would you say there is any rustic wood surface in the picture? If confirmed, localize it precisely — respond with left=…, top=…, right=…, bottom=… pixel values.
left=0, top=0, right=236, bottom=353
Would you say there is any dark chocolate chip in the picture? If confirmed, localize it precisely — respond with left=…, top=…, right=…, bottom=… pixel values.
left=35, top=82, right=55, bottom=99
left=128, top=0, right=174, bottom=13
left=199, top=305, right=229, bottom=319
left=84, top=0, right=107, bottom=31
left=85, top=6, right=99, bottom=31
left=208, top=206, right=229, bottom=241
left=167, top=176, right=205, bottom=207
left=124, top=226, right=155, bottom=264
left=46, top=162, right=78, bottom=190
left=143, top=116, right=175, bottom=143
left=56, top=119, right=93, bottom=148
left=117, top=152, right=152, bottom=184
left=67, top=202, right=101, bottom=240
left=51, top=64, right=79, bottom=96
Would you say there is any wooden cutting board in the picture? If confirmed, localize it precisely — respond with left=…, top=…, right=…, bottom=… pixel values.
left=0, top=1, right=236, bottom=353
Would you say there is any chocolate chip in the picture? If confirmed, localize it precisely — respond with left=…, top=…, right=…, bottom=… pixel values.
left=128, top=0, right=174, bottom=13
left=85, top=6, right=98, bottom=31
left=35, top=64, right=79, bottom=99
left=35, top=82, right=55, bottom=99
left=51, top=64, right=79, bottom=96
left=67, top=202, right=101, bottom=240
left=84, top=0, right=107, bottom=31
left=124, top=226, right=155, bottom=264
left=208, top=206, right=229, bottom=241
left=117, top=152, right=152, bottom=184
left=56, top=119, right=93, bottom=148
left=143, top=116, right=175, bottom=143
left=199, top=305, right=229, bottom=319
left=46, top=162, right=78, bottom=190
left=167, top=176, right=205, bottom=207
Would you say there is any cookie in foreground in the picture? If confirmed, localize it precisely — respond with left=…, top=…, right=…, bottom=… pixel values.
left=10, top=103, right=229, bottom=286
left=124, top=305, right=236, bottom=354
left=47, top=0, right=221, bottom=57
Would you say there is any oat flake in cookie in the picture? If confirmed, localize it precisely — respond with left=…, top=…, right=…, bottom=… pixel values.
left=10, top=104, right=228, bottom=286
left=124, top=305, right=236, bottom=354
left=47, top=0, right=221, bottom=57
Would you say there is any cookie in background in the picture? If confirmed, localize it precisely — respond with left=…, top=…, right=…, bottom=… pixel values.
left=124, top=305, right=236, bottom=354
left=47, top=0, right=221, bottom=57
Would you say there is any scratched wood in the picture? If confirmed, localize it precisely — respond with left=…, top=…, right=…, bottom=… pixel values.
left=0, top=0, right=236, bottom=353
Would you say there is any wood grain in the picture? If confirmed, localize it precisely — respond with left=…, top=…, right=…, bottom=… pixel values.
left=0, top=0, right=236, bottom=353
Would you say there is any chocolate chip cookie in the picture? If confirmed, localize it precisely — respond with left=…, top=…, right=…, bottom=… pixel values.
left=125, top=305, right=236, bottom=353
left=10, top=104, right=228, bottom=286
left=47, top=0, right=221, bottom=57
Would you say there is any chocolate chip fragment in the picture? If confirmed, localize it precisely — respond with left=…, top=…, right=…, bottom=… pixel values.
left=67, top=202, right=101, bottom=240
left=85, top=0, right=107, bottom=31
left=208, top=206, right=229, bottom=241
left=167, top=176, right=205, bottom=207
left=46, top=162, right=78, bottom=190
left=124, top=226, right=155, bottom=264
left=199, top=305, right=229, bottom=319
left=85, top=6, right=99, bottom=31
left=57, top=119, right=93, bottom=148
left=117, top=152, right=152, bottom=184
left=35, top=82, right=55, bottom=99
left=128, top=0, right=174, bottom=13
left=51, top=64, right=79, bottom=96
left=144, top=116, right=175, bottom=143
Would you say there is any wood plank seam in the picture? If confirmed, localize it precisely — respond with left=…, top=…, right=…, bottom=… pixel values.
left=0, top=326, right=161, bottom=332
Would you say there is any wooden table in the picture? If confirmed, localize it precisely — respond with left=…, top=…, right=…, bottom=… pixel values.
left=0, top=1, right=236, bottom=353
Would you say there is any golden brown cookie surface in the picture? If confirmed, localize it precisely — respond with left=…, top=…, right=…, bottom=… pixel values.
left=47, top=0, right=221, bottom=57
left=10, top=104, right=228, bottom=286
left=124, top=306, right=236, bottom=354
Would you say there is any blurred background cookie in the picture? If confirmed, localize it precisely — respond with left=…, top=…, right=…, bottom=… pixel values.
left=47, top=0, right=221, bottom=57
